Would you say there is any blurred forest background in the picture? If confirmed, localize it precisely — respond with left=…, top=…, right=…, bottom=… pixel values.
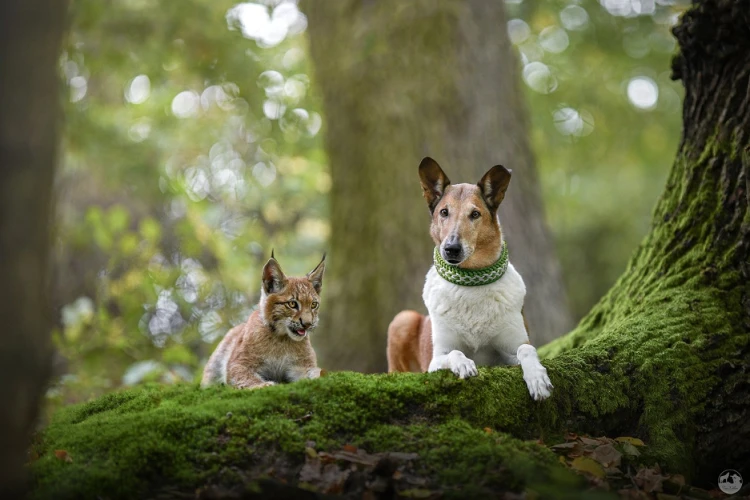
left=50, top=0, right=688, bottom=411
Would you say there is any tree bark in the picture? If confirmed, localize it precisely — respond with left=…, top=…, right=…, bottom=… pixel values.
left=305, top=0, right=572, bottom=372
left=0, top=1, right=67, bottom=496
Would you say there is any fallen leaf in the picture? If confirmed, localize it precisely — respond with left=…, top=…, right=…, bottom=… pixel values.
left=551, top=442, right=578, bottom=450
left=483, top=427, right=493, bottom=434
left=580, top=437, right=603, bottom=447
left=559, top=456, right=567, bottom=465
left=565, top=432, right=578, bottom=441
left=615, top=437, right=645, bottom=447
left=54, top=450, right=73, bottom=463
left=399, top=488, right=434, bottom=498
left=570, top=456, right=605, bottom=478
left=342, top=444, right=357, bottom=453
left=305, top=447, right=317, bottom=459
left=392, top=471, right=403, bottom=480
left=634, top=467, right=666, bottom=493
left=591, top=443, right=622, bottom=467
left=621, top=442, right=641, bottom=457
left=319, top=369, right=328, bottom=377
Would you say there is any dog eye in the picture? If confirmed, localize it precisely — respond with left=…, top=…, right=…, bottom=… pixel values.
left=470, top=210, right=481, bottom=219
left=286, top=300, right=299, bottom=310
left=311, top=301, right=319, bottom=310
left=439, top=208, right=449, bottom=217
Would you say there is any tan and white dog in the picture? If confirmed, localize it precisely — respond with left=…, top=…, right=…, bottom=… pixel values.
left=387, top=157, right=553, bottom=401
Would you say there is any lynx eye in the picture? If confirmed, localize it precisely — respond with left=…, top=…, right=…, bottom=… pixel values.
left=311, top=301, right=319, bottom=310
left=439, top=208, right=449, bottom=217
left=285, top=300, right=300, bottom=310
left=470, top=210, right=481, bottom=220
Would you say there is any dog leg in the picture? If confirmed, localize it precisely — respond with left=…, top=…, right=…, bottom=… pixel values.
left=516, top=344, right=553, bottom=401
left=428, top=339, right=477, bottom=379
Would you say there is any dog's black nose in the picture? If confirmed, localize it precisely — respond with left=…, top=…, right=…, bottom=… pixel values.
left=443, top=243, right=462, bottom=261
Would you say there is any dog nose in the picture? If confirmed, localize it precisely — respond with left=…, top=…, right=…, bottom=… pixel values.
left=444, top=243, right=462, bottom=260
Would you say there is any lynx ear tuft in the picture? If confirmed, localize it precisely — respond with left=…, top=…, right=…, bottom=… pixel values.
left=262, top=256, right=286, bottom=294
left=307, top=254, right=326, bottom=294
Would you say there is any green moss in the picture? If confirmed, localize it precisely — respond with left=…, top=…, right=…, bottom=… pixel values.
left=32, top=374, right=607, bottom=499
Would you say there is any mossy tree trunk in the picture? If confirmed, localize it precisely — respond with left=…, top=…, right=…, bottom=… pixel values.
left=542, top=0, right=750, bottom=482
left=305, top=0, right=572, bottom=372
left=0, top=0, right=66, bottom=496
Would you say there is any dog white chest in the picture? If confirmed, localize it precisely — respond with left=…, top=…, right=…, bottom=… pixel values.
left=423, top=262, right=528, bottom=355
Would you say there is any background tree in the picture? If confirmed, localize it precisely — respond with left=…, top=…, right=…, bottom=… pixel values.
left=0, top=0, right=67, bottom=495
left=306, top=0, right=573, bottom=372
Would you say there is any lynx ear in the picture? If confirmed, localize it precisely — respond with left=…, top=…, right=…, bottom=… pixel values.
left=477, top=165, right=512, bottom=212
left=262, top=255, right=287, bottom=294
left=306, top=253, right=326, bottom=294
left=419, top=157, right=451, bottom=213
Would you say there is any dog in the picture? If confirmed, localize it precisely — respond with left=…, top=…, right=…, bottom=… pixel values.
left=386, top=157, right=553, bottom=401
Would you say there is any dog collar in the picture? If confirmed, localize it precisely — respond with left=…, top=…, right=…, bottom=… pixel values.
left=433, top=243, right=509, bottom=286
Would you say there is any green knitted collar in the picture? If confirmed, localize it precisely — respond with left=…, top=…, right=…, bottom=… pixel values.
left=433, top=243, right=509, bottom=286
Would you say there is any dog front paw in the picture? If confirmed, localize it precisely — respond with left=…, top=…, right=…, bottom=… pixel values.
left=523, top=365, right=553, bottom=401
left=448, top=350, right=478, bottom=379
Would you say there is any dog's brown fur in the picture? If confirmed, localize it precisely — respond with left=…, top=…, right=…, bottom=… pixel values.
left=201, top=255, right=325, bottom=388
left=387, top=158, right=520, bottom=373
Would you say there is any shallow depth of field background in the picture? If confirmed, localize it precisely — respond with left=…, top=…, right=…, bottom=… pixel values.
left=50, top=0, right=687, bottom=411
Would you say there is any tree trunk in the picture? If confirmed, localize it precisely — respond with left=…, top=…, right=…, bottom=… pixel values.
left=0, top=1, right=66, bottom=496
left=305, top=0, right=572, bottom=372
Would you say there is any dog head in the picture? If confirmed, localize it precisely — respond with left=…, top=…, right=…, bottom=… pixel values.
left=418, top=157, right=511, bottom=269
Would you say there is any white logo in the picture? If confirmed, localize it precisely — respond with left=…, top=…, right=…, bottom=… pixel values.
left=718, top=469, right=743, bottom=495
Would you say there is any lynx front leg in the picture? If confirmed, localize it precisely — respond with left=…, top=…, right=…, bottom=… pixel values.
left=227, top=365, right=274, bottom=389
left=516, top=344, right=553, bottom=401
left=288, top=366, right=322, bottom=381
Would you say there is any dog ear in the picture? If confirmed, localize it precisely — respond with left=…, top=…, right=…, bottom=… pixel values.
left=419, top=157, right=451, bottom=213
left=477, top=165, right=512, bottom=212
left=306, top=253, right=326, bottom=294
left=262, top=255, right=287, bottom=294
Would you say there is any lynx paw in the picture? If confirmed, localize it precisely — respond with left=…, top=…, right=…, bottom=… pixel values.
left=307, top=367, right=322, bottom=379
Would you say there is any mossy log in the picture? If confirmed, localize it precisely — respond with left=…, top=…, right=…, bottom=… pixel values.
left=29, top=0, right=749, bottom=498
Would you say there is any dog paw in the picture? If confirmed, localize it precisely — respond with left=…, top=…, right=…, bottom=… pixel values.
left=448, top=350, right=478, bottom=379
left=523, top=366, right=553, bottom=401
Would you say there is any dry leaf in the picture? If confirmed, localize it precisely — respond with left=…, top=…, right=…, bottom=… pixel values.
left=54, top=450, right=73, bottom=463
left=570, top=456, right=605, bottom=478
left=551, top=442, right=578, bottom=450
left=483, top=427, right=492, bottom=434
left=319, top=369, right=328, bottom=377
left=305, top=447, right=317, bottom=459
left=591, top=443, right=622, bottom=467
left=634, top=467, right=666, bottom=493
left=580, top=437, right=602, bottom=447
left=615, top=436, right=645, bottom=447
left=342, top=444, right=357, bottom=453
left=559, top=456, right=567, bottom=465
